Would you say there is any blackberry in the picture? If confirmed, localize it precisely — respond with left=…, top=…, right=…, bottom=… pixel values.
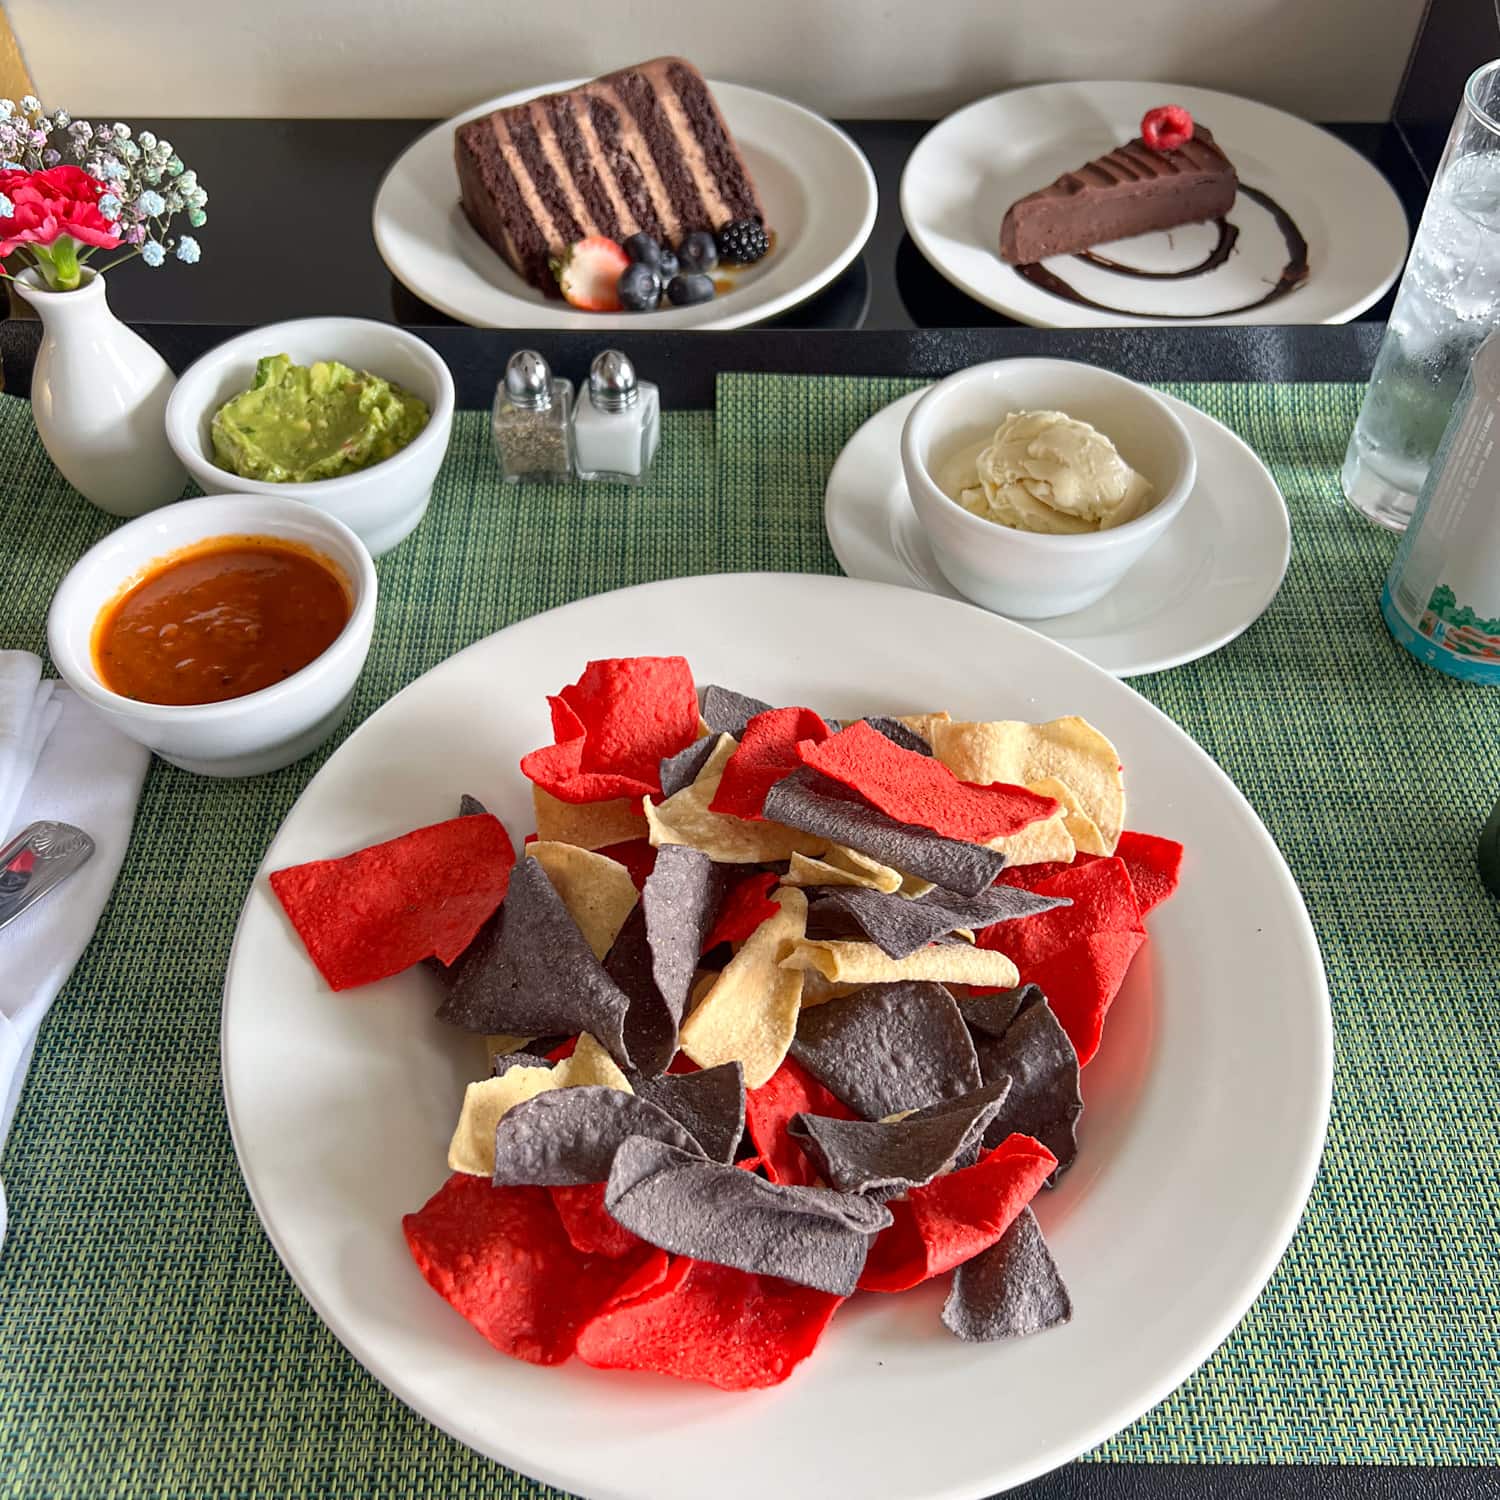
left=717, top=218, right=769, bottom=265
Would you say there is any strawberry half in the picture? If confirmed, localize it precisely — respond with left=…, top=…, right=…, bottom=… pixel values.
left=551, top=237, right=630, bottom=312
left=1140, top=105, right=1194, bottom=154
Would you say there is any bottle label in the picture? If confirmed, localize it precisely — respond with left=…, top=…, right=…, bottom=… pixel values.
left=1382, top=332, right=1500, bottom=683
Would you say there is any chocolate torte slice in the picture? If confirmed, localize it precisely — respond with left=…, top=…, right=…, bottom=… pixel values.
left=999, top=126, right=1237, bottom=264
left=456, top=57, right=766, bottom=295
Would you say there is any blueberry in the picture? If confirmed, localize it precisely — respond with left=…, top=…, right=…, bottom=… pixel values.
left=617, top=262, right=662, bottom=312
left=656, top=249, right=680, bottom=281
left=622, top=232, right=662, bottom=269
left=666, top=272, right=715, bottom=307
left=678, top=230, right=719, bottom=274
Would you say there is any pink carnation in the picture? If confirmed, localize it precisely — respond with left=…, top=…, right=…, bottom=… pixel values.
left=0, top=164, right=122, bottom=258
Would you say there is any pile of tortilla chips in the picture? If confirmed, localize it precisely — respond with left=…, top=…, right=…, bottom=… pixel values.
left=271, top=656, right=1183, bottom=1391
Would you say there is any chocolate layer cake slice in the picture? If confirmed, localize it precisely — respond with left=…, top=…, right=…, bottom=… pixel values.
left=999, top=126, right=1237, bottom=265
left=456, top=57, right=766, bottom=296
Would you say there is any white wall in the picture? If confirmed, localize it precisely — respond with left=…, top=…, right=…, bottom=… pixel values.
left=10, top=0, right=1426, bottom=121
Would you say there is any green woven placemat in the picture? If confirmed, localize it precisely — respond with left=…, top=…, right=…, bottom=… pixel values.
left=718, top=371, right=1500, bottom=1465
left=0, top=374, right=1496, bottom=1500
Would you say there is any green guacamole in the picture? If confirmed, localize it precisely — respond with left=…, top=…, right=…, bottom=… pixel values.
left=211, top=353, right=430, bottom=483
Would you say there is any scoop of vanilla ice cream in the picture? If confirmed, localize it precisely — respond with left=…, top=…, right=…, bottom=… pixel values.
left=958, top=410, right=1154, bottom=535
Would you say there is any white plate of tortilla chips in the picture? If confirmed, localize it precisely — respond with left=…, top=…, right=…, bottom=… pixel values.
left=223, top=573, right=1330, bottom=1500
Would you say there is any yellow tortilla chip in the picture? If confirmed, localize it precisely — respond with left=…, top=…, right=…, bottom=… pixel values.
left=988, top=810, right=1076, bottom=867
left=896, top=712, right=953, bottom=745
left=797, top=969, right=864, bottom=1009
left=929, top=716, right=1125, bottom=854
left=1028, top=775, right=1108, bottom=856
left=526, top=841, right=639, bottom=959
left=781, top=846, right=903, bottom=894
left=532, top=785, right=647, bottom=851
left=678, top=887, right=808, bottom=1086
left=780, top=939, right=1020, bottom=991
left=645, top=736, right=832, bottom=865
left=447, top=1033, right=631, bottom=1176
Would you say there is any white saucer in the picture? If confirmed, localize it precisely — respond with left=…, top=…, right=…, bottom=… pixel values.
left=900, top=81, right=1408, bottom=328
left=824, top=388, right=1290, bottom=677
left=373, top=80, right=876, bottom=331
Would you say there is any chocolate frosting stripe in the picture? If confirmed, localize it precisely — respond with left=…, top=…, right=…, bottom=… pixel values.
left=667, top=62, right=761, bottom=222
left=585, top=94, right=668, bottom=243
left=506, top=108, right=584, bottom=247
left=464, top=121, right=549, bottom=285
left=543, top=96, right=622, bottom=242
left=528, top=100, right=604, bottom=241
left=610, top=70, right=710, bottom=232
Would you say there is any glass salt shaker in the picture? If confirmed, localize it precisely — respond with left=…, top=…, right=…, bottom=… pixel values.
left=492, top=350, right=574, bottom=483
left=573, top=350, right=660, bottom=485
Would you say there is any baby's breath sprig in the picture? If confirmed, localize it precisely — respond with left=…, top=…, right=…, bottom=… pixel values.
left=0, top=96, right=206, bottom=289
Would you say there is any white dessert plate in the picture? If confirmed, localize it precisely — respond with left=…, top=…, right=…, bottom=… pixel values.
left=223, top=572, right=1330, bottom=1500
left=825, top=388, right=1291, bottom=677
left=900, top=80, right=1408, bottom=327
left=373, top=79, right=877, bottom=330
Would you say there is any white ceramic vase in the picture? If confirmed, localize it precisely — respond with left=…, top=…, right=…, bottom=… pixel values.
left=13, top=268, right=188, bottom=518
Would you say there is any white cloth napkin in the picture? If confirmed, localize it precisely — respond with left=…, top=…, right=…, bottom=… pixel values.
left=0, top=653, right=149, bottom=1253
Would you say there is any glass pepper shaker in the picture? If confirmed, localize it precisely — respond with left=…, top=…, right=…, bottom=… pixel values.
left=573, top=350, right=660, bottom=485
left=492, top=350, right=574, bottom=483
left=1481, top=791, right=1500, bottom=899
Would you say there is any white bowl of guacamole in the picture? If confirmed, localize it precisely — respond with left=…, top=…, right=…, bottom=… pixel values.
left=166, top=318, right=455, bottom=557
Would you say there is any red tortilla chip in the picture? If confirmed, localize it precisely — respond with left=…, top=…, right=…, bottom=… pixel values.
left=520, top=658, right=699, bottom=804
left=546, top=1037, right=580, bottom=1062
left=563, top=657, right=699, bottom=782
left=858, top=1134, right=1056, bottom=1292
left=745, top=1058, right=857, bottom=1186
left=798, top=721, right=1060, bottom=842
left=596, top=838, right=658, bottom=892
left=550, top=1182, right=645, bottom=1259
left=1025, top=928, right=1146, bottom=1066
left=1113, top=830, right=1183, bottom=915
left=978, top=857, right=1143, bottom=970
left=270, top=813, right=516, bottom=991
left=709, top=707, right=832, bottom=820
left=703, top=871, right=781, bottom=951
left=575, top=1257, right=843, bottom=1390
left=401, top=1174, right=656, bottom=1365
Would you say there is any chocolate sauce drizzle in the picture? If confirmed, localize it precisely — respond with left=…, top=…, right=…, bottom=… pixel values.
left=1016, top=185, right=1309, bottom=318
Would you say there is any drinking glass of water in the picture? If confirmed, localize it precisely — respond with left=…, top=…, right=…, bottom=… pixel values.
left=1342, top=59, right=1500, bottom=531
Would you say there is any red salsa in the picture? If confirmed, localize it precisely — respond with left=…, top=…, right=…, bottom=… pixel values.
left=93, top=534, right=352, bottom=706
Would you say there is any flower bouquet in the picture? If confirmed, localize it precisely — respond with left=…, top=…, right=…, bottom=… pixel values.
left=2, top=98, right=209, bottom=514
left=0, top=95, right=206, bottom=291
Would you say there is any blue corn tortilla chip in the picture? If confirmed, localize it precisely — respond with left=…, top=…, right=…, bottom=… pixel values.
left=658, top=736, right=720, bottom=799
left=458, top=793, right=489, bottom=818
left=604, top=1135, right=891, bottom=1295
left=632, top=1062, right=745, bottom=1163
left=790, top=981, right=982, bottom=1121
left=860, top=717, right=933, bottom=756
left=699, top=685, right=774, bottom=740
left=605, top=847, right=730, bottom=1076
left=960, top=985, right=1083, bottom=1180
left=491, top=1049, right=554, bottom=1075
left=807, top=884, right=1071, bottom=960
left=491, top=1086, right=705, bottom=1186
left=436, top=856, right=633, bottom=1068
left=941, top=1206, right=1072, bottom=1341
left=787, top=1077, right=1012, bottom=1194
left=763, top=768, right=1007, bottom=898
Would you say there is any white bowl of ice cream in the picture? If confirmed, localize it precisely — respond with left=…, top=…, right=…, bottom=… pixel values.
left=900, top=359, right=1196, bottom=618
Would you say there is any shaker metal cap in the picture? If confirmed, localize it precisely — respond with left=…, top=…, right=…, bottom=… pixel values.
left=504, top=350, right=553, bottom=410
left=589, top=350, right=639, bottom=413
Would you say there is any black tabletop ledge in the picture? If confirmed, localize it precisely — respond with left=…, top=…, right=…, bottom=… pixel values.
left=1003, top=1465, right=1498, bottom=1500
left=0, top=322, right=1383, bottom=411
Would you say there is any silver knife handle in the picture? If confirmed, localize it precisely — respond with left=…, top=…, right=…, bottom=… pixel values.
left=0, top=821, right=96, bottom=934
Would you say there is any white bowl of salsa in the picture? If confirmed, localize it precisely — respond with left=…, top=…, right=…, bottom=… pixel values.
left=48, top=493, right=377, bottom=777
left=164, top=318, right=455, bottom=558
